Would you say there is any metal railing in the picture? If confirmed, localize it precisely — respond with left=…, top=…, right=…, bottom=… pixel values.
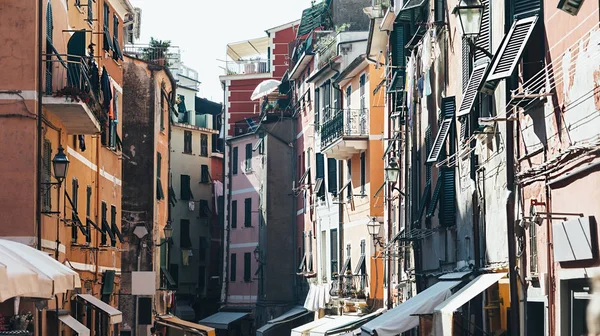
left=320, top=108, right=369, bottom=148
left=123, top=45, right=180, bottom=67
left=44, top=51, right=102, bottom=117
left=317, top=38, right=337, bottom=69
left=225, top=59, right=270, bottom=75
left=330, top=274, right=368, bottom=298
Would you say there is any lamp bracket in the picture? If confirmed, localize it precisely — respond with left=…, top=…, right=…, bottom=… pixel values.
left=467, top=38, right=493, bottom=59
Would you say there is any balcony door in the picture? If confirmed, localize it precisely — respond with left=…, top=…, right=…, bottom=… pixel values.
left=67, top=31, right=86, bottom=88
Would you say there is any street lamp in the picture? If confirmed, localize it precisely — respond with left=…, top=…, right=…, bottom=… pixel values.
left=385, top=156, right=400, bottom=183
left=367, top=217, right=383, bottom=247
left=155, top=221, right=174, bottom=246
left=453, top=0, right=484, bottom=38
left=52, top=146, right=69, bottom=183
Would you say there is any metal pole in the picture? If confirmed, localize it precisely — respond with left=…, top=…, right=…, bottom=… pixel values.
left=506, top=108, right=520, bottom=336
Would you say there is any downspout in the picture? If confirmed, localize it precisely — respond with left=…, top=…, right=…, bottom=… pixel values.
left=506, top=105, right=520, bottom=336
left=544, top=149, right=555, bottom=336
left=291, top=120, right=298, bottom=303
left=221, top=140, right=232, bottom=307
left=36, top=0, right=43, bottom=251
left=332, top=65, right=345, bottom=308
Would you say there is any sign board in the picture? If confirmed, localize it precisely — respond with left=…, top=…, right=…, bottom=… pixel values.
left=132, top=271, right=156, bottom=295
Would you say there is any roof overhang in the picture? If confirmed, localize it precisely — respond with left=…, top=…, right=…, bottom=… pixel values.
left=366, top=17, right=388, bottom=65
left=335, top=55, right=368, bottom=87
left=227, top=37, right=269, bottom=60
left=107, top=0, right=135, bottom=20
left=380, top=7, right=397, bottom=31
left=306, top=56, right=342, bottom=83
left=289, top=52, right=315, bottom=80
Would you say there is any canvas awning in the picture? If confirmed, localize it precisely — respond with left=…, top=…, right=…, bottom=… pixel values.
left=156, top=315, right=215, bottom=336
left=433, top=273, right=507, bottom=336
left=199, top=312, right=248, bottom=330
left=77, top=294, right=122, bottom=324
left=309, top=315, right=360, bottom=336
left=323, top=309, right=385, bottom=335
left=361, top=280, right=461, bottom=336
left=292, top=316, right=341, bottom=336
left=59, top=314, right=90, bottom=336
left=227, top=37, right=269, bottom=60
left=256, top=306, right=313, bottom=336
left=0, top=239, right=81, bottom=302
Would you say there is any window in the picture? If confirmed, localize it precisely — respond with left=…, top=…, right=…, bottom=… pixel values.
left=110, top=205, right=120, bottom=247
left=245, top=143, right=252, bottom=171
left=42, top=140, right=52, bottom=212
left=244, top=198, right=252, bottom=227
left=307, top=231, right=314, bottom=272
left=315, top=88, right=320, bottom=130
left=112, top=14, right=122, bottom=60
left=346, top=159, right=352, bottom=199
left=157, top=152, right=162, bottom=178
left=180, top=175, right=192, bottom=200
left=231, top=200, right=238, bottom=228
left=232, top=147, right=238, bottom=175
left=102, top=3, right=113, bottom=51
left=327, top=158, right=337, bottom=195
left=198, top=266, right=206, bottom=292
left=199, top=200, right=210, bottom=218
left=530, top=222, right=538, bottom=274
left=475, top=0, right=491, bottom=62
left=101, top=201, right=113, bottom=246
left=86, top=186, right=92, bottom=243
left=434, top=0, right=445, bottom=22
left=87, top=0, right=93, bottom=23
left=184, top=131, right=192, bottom=154
left=244, top=252, right=251, bottom=282
left=200, top=134, right=208, bottom=157
left=316, top=153, right=325, bottom=199
left=439, top=167, right=456, bottom=227
left=360, top=152, right=366, bottom=195
left=201, top=165, right=210, bottom=183
left=345, top=86, right=351, bottom=109
left=180, top=219, right=192, bottom=248
left=322, top=81, right=331, bottom=120
left=330, top=229, right=338, bottom=276
left=343, top=244, right=352, bottom=274
left=458, top=64, right=488, bottom=117
left=160, top=91, right=166, bottom=131
left=427, top=114, right=454, bottom=163
left=359, top=74, right=366, bottom=112
left=230, top=253, right=237, bottom=281
left=71, top=178, right=79, bottom=242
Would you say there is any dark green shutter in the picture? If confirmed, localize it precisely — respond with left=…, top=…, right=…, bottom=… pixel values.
left=514, top=0, right=541, bottom=18
left=439, top=167, right=456, bottom=227
left=316, top=154, right=325, bottom=178
left=157, top=152, right=162, bottom=178
left=245, top=143, right=252, bottom=170
left=441, top=97, right=457, bottom=155
left=462, top=37, right=471, bottom=91
left=244, top=252, right=251, bottom=282
left=360, top=152, right=366, bottom=194
left=180, top=175, right=191, bottom=200
left=101, top=270, right=115, bottom=295
left=392, top=22, right=407, bottom=67
left=71, top=179, right=79, bottom=241
left=244, top=198, right=251, bottom=227
left=160, top=239, right=166, bottom=268
left=230, top=254, right=237, bottom=282
left=327, top=158, right=337, bottom=194
left=315, top=89, right=320, bottom=130
left=475, top=0, right=491, bottom=62
left=231, top=200, right=237, bottom=228
left=425, top=127, right=432, bottom=184
left=232, top=147, right=238, bottom=174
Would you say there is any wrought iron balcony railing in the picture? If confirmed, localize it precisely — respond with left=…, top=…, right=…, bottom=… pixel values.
left=123, top=45, right=180, bottom=67
left=320, top=108, right=369, bottom=148
left=224, top=59, right=270, bottom=76
left=329, top=274, right=368, bottom=299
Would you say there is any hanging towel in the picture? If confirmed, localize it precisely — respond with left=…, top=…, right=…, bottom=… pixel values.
left=424, top=69, right=432, bottom=96
left=78, top=135, right=86, bottom=152
left=213, top=180, right=224, bottom=214
left=100, top=67, right=112, bottom=112
left=182, top=250, right=191, bottom=266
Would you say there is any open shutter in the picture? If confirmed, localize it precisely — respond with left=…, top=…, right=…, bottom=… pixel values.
left=475, top=0, right=491, bottom=62
left=416, top=183, right=431, bottom=224
left=427, top=174, right=443, bottom=218
left=457, top=63, right=488, bottom=117
left=439, top=167, right=456, bottom=227
left=486, top=16, right=539, bottom=82
left=427, top=118, right=452, bottom=163
left=392, top=22, right=407, bottom=68
left=514, top=0, right=541, bottom=17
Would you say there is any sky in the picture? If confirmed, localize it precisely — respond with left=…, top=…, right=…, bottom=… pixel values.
left=129, top=0, right=314, bottom=103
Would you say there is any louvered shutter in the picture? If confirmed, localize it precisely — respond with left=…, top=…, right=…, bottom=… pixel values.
left=439, top=167, right=456, bottom=227
left=457, top=63, right=488, bottom=117
left=461, top=37, right=471, bottom=92
left=327, top=158, right=337, bottom=194
left=392, top=22, right=407, bottom=67
left=425, top=126, right=432, bottom=183
left=475, top=0, right=491, bottom=62
left=427, top=175, right=443, bottom=218
left=487, top=16, right=539, bottom=81
left=514, top=0, right=541, bottom=17
left=427, top=119, right=452, bottom=163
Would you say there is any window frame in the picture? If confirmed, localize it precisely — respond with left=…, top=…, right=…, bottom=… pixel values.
left=183, top=131, right=193, bottom=154
left=231, top=200, right=238, bottom=228
left=230, top=253, right=237, bottom=282
left=244, top=198, right=252, bottom=227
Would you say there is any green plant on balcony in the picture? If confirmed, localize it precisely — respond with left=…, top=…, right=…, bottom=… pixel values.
left=143, top=38, right=171, bottom=67
left=54, top=86, right=92, bottom=104
left=9, top=312, right=33, bottom=331
left=315, top=23, right=351, bottom=55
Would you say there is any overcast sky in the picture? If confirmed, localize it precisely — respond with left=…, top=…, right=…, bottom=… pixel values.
left=129, top=0, right=313, bottom=103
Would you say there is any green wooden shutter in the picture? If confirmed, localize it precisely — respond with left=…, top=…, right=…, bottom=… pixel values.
left=316, top=154, right=325, bottom=178
left=475, top=0, right=491, bottom=62
left=244, top=198, right=251, bottom=227
left=180, top=175, right=191, bottom=200
left=231, top=200, right=237, bottom=228
left=244, top=252, right=251, bottom=282
left=232, top=147, right=238, bottom=174
left=392, top=22, right=407, bottom=67
left=439, top=167, right=456, bottom=227
left=230, top=253, right=237, bottom=281
left=514, top=0, right=541, bottom=17
left=327, top=158, right=337, bottom=194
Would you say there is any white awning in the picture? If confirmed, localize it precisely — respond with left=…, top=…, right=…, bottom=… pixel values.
left=227, top=37, right=269, bottom=60
left=291, top=316, right=340, bottom=336
left=361, top=280, right=461, bottom=336
left=310, top=315, right=360, bottom=336
left=433, top=273, right=507, bottom=336
left=77, top=294, right=122, bottom=324
left=59, top=314, right=90, bottom=336
left=0, top=239, right=81, bottom=302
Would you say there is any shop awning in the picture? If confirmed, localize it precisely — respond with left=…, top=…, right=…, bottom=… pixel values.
left=309, top=315, right=360, bottom=336
left=433, top=273, right=507, bottom=336
left=59, top=314, right=90, bottom=336
left=77, top=294, right=122, bottom=324
left=324, top=309, right=385, bottom=335
left=0, top=239, right=81, bottom=302
left=198, top=312, right=248, bottom=330
left=292, top=316, right=341, bottom=336
left=361, top=280, right=461, bottom=336
left=256, top=306, right=313, bottom=336
left=156, top=315, right=215, bottom=336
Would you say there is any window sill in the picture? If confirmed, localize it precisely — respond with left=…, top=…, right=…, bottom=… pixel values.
left=182, top=152, right=195, bottom=156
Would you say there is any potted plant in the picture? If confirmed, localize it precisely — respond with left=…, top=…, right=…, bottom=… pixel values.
left=10, top=311, right=33, bottom=331
left=143, top=38, right=171, bottom=67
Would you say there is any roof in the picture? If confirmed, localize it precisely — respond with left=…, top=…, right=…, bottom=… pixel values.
left=335, top=54, right=368, bottom=87
left=198, top=312, right=249, bottom=330
left=227, top=37, right=269, bottom=60
left=195, top=97, right=222, bottom=115
left=266, top=19, right=302, bottom=34
left=297, top=0, right=332, bottom=37
left=156, top=315, right=215, bottom=336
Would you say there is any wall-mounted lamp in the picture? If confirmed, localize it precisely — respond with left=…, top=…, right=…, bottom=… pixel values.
left=40, top=145, right=70, bottom=215
left=385, top=156, right=400, bottom=183
left=367, top=217, right=384, bottom=247
left=453, top=0, right=493, bottom=58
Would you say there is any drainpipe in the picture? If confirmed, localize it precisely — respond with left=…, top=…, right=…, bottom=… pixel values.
left=221, top=140, right=232, bottom=307
left=291, top=121, right=298, bottom=303
left=506, top=107, right=520, bottom=336
left=36, top=0, right=43, bottom=251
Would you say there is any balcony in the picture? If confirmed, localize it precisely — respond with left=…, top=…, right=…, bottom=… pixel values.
left=222, top=36, right=270, bottom=77
left=320, top=109, right=369, bottom=160
left=42, top=52, right=102, bottom=134
left=123, top=44, right=181, bottom=67
left=225, top=59, right=270, bottom=76
left=317, top=38, right=337, bottom=69
left=329, top=274, right=368, bottom=299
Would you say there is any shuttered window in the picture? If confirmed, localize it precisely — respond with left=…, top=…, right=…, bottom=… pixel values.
left=201, top=165, right=210, bottom=183
left=231, top=200, right=237, bottom=228
left=230, top=253, right=237, bottom=281
left=200, top=134, right=209, bottom=157
left=199, top=200, right=210, bottom=218
left=439, top=167, right=456, bottom=227
left=360, top=152, right=366, bottom=194
left=427, top=174, right=443, bottom=218
left=42, top=140, right=52, bottom=212
left=103, top=3, right=113, bottom=51
left=330, top=229, right=338, bottom=276
left=111, top=205, right=123, bottom=246
left=475, top=0, right=491, bottom=62
left=232, top=147, right=238, bottom=175
left=462, top=37, right=471, bottom=92
left=315, top=88, right=320, bottom=131
left=245, top=143, right=252, bottom=171
left=327, top=158, right=337, bottom=194
left=425, top=126, right=432, bottom=183
left=514, top=0, right=541, bottom=17
left=180, top=219, right=192, bottom=248
left=244, top=198, right=251, bottom=227
left=244, top=252, right=251, bottom=282
left=316, top=154, right=325, bottom=198
left=180, top=175, right=192, bottom=200
left=487, top=16, right=539, bottom=82
left=457, top=63, right=488, bottom=117
left=71, top=179, right=79, bottom=242
left=86, top=186, right=92, bottom=243
left=416, top=183, right=431, bottom=224
left=434, top=0, right=445, bottom=22
left=427, top=119, right=452, bottom=163
left=392, top=22, right=408, bottom=67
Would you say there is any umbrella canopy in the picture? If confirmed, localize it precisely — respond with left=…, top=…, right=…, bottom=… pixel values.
left=251, top=79, right=281, bottom=101
left=0, top=239, right=81, bottom=302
